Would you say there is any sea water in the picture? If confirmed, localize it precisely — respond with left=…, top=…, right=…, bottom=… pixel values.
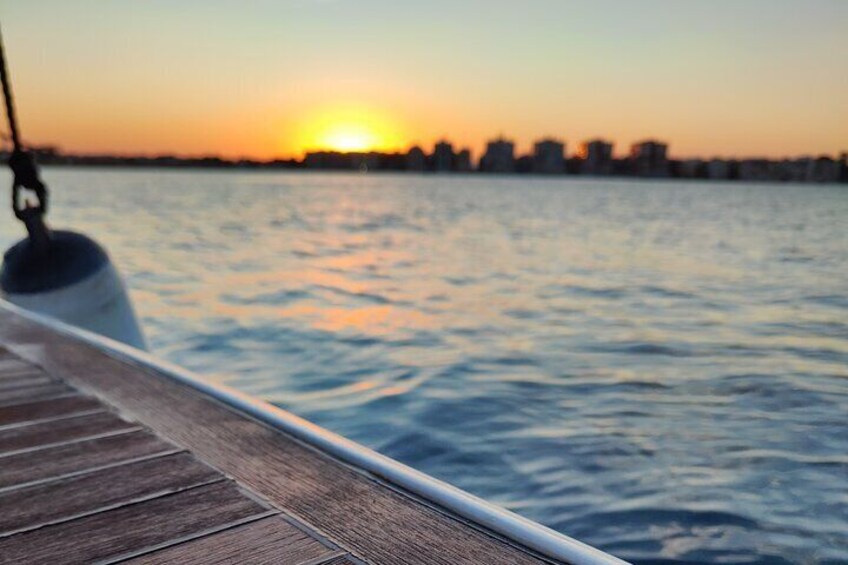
left=2, top=168, right=846, bottom=564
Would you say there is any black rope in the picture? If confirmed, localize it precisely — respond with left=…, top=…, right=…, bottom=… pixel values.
left=0, top=26, right=20, bottom=151
left=0, top=22, right=49, bottom=234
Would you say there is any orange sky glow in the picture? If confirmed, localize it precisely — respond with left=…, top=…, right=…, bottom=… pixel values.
left=1, top=1, right=846, bottom=161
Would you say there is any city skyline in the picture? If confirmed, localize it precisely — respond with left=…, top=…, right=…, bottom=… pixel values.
left=16, top=132, right=845, bottom=163
left=13, top=133, right=846, bottom=184
left=1, top=1, right=847, bottom=160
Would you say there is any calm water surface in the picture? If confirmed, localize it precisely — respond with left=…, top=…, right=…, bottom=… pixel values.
left=2, top=169, right=847, bottom=564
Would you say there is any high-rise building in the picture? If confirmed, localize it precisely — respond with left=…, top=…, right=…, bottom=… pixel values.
left=630, top=140, right=669, bottom=177
left=479, top=137, right=515, bottom=173
left=433, top=140, right=455, bottom=172
left=580, top=139, right=614, bottom=175
left=455, top=149, right=472, bottom=172
left=406, top=146, right=426, bottom=172
left=532, top=138, right=565, bottom=174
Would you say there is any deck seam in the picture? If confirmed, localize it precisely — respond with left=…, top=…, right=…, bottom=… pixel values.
left=0, top=391, right=87, bottom=413
left=100, top=509, right=280, bottom=565
left=0, top=448, right=184, bottom=494
left=0, top=425, right=144, bottom=458
left=0, top=476, right=228, bottom=539
left=0, top=375, right=55, bottom=391
left=274, top=508, right=371, bottom=564
left=0, top=368, right=46, bottom=380
left=0, top=389, right=78, bottom=408
left=0, top=407, right=107, bottom=431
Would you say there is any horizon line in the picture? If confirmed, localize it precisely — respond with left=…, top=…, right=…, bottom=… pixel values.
left=6, top=142, right=847, bottom=164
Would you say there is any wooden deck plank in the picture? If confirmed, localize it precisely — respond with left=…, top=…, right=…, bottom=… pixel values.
left=0, top=429, right=177, bottom=490
left=0, top=411, right=139, bottom=454
left=0, top=372, right=54, bottom=391
left=0, top=381, right=73, bottom=407
left=0, top=318, right=550, bottom=565
left=0, top=481, right=271, bottom=565
left=0, top=357, right=35, bottom=376
left=121, top=515, right=340, bottom=565
left=0, top=395, right=103, bottom=428
left=0, top=451, right=222, bottom=535
left=0, top=367, right=43, bottom=380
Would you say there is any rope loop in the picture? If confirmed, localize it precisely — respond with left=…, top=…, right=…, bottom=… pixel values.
left=9, top=149, right=47, bottom=220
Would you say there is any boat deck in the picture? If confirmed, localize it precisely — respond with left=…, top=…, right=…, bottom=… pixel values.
left=0, top=304, right=566, bottom=564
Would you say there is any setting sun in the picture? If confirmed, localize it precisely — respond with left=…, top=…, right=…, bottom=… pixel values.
left=321, top=124, right=379, bottom=152
left=289, top=105, right=406, bottom=156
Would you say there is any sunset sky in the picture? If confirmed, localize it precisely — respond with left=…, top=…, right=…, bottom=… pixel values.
left=1, top=0, right=846, bottom=160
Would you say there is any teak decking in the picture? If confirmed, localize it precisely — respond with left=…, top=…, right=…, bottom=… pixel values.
left=0, top=304, right=563, bottom=565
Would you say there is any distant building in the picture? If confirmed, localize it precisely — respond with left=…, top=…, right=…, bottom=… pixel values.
left=304, top=151, right=349, bottom=169
left=433, top=140, right=455, bottom=172
left=455, top=149, right=472, bottom=172
left=358, top=153, right=381, bottom=172
left=479, top=137, right=515, bottom=173
left=677, top=159, right=705, bottom=179
left=580, top=139, right=614, bottom=176
left=515, top=155, right=534, bottom=174
left=304, top=151, right=379, bottom=171
left=532, top=138, right=565, bottom=174
left=805, top=156, right=841, bottom=183
left=737, top=159, right=773, bottom=181
left=406, top=146, right=426, bottom=172
left=783, top=158, right=810, bottom=182
left=630, top=140, right=669, bottom=177
left=738, top=157, right=840, bottom=183
left=706, top=159, right=730, bottom=180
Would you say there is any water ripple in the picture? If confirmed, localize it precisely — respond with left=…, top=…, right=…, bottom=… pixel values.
left=6, top=169, right=846, bottom=565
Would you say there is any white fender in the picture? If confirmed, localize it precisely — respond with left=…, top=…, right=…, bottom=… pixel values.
left=1, top=230, right=147, bottom=350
